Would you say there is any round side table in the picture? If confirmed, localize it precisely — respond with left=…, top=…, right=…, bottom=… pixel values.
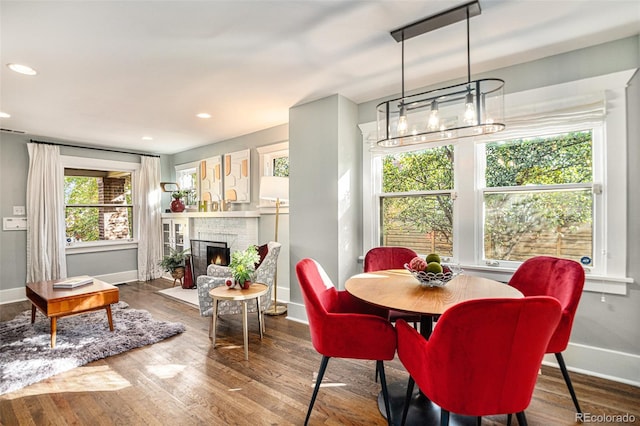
left=209, top=283, right=268, bottom=360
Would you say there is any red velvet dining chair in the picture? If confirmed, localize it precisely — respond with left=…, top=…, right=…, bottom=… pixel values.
left=396, top=296, right=562, bottom=426
left=296, top=258, right=397, bottom=426
left=364, top=246, right=421, bottom=326
left=508, top=256, right=586, bottom=414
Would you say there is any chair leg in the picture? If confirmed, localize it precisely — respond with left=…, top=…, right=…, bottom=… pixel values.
left=440, top=408, right=450, bottom=426
left=555, top=352, right=582, bottom=414
left=305, top=356, right=330, bottom=426
left=401, top=376, right=415, bottom=426
left=515, top=411, right=528, bottom=426
left=377, top=360, right=392, bottom=426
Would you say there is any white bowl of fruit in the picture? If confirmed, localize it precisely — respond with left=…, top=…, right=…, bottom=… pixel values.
left=404, top=253, right=461, bottom=288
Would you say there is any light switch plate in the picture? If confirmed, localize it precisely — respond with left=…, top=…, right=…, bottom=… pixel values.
left=3, top=217, right=27, bottom=230
left=13, top=206, right=26, bottom=215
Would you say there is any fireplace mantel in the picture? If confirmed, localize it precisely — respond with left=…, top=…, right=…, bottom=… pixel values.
left=162, top=211, right=260, bottom=263
left=161, top=211, right=260, bottom=219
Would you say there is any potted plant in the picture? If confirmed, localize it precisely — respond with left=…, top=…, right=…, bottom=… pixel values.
left=228, top=246, right=260, bottom=289
left=160, top=247, right=191, bottom=286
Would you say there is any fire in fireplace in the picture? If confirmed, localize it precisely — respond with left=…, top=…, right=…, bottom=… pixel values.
left=207, top=245, right=231, bottom=266
left=190, top=239, right=231, bottom=280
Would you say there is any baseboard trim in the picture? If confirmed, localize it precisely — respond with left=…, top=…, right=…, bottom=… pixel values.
left=0, top=287, right=27, bottom=304
left=542, top=342, right=640, bottom=387
left=275, top=285, right=290, bottom=304
left=96, top=270, right=139, bottom=285
left=0, top=270, right=139, bottom=305
left=286, top=302, right=308, bottom=324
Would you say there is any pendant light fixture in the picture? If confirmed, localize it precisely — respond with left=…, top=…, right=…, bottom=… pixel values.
left=377, top=0, right=505, bottom=147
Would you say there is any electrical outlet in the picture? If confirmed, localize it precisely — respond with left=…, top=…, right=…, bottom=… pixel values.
left=13, top=206, right=26, bottom=215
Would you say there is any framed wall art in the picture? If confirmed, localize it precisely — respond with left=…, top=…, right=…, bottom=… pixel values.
left=224, top=149, right=250, bottom=203
left=199, top=156, right=223, bottom=204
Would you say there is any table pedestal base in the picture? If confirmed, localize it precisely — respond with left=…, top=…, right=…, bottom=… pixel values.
left=379, top=381, right=481, bottom=426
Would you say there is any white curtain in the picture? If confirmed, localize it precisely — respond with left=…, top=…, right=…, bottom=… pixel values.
left=135, top=156, right=163, bottom=281
left=26, top=143, right=67, bottom=282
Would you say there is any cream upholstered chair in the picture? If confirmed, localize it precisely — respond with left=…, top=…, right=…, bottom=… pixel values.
left=197, top=241, right=281, bottom=320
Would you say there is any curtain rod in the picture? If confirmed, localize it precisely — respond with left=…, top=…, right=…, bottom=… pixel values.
left=29, top=139, right=161, bottom=158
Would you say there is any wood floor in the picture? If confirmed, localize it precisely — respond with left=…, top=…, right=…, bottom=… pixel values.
left=1, top=279, right=638, bottom=426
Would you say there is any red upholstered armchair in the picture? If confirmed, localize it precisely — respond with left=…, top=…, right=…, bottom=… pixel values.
left=364, top=246, right=418, bottom=273
left=364, top=247, right=421, bottom=325
left=396, top=297, right=562, bottom=426
left=296, top=258, right=397, bottom=426
left=509, top=256, right=585, bottom=414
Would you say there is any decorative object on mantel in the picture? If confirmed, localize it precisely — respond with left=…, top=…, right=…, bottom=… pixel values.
left=159, top=247, right=191, bottom=287
left=260, top=176, right=289, bottom=315
left=376, top=0, right=505, bottom=148
left=0, top=301, right=185, bottom=396
left=170, top=190, right=189, bottom=212
left=224, top=149, right=250, bottom=203
left=160, top=182, right=180, bottom=192
left=227, top=245, right=260, bottom=289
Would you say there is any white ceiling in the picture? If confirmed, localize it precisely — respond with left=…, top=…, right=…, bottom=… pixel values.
left=1, top=1, right=638, bottom=155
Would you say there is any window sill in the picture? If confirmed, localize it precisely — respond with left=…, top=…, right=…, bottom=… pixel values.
left=459, top=264, right=633, bottom=295
left=65, top=240, right=138, bottom=255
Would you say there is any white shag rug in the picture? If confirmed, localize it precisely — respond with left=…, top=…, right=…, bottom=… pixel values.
left=0, top=301, right=185, bottom=395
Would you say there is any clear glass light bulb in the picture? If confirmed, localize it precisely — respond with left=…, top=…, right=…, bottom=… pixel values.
left=427, top=100, right=439, bottom=131
left=397, top=104, right=408, bottom=135
left=464, top=93, right=476, bottom=126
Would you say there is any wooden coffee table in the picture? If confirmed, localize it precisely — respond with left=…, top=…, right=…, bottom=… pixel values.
left=26, top=278, right=120, bottom=348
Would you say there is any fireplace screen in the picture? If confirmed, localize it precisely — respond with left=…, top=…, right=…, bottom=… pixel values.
left=190, top=240, right=231, bottom=280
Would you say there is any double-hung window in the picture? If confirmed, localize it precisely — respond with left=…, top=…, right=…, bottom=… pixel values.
left=479, top=130, right=597, bottom=268
left=363, top=70, right=633, bottom=292
left=62, top=156, right=139, bottom=250
left=64, top=168, right=133, bottom=242
left=376, top=144, right=455, bottom=257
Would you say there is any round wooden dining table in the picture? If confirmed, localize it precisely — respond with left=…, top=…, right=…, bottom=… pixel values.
left=346, top=269, right=523, bottom=335
left=345, top=269, right=524, bottom=426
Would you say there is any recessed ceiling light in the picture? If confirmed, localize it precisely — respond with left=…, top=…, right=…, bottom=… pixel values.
left=0, top=112, right=10, bottom=118
left=7, top=63, right=37, bottom=76
left=196, top=113, right=211, bottom=119
left=142, top=136, right=153, bottom=141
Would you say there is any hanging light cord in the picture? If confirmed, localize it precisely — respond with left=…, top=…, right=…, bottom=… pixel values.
left=466, top=6, right=471, bottom=84
left=401, top=31, right=405, bottom=98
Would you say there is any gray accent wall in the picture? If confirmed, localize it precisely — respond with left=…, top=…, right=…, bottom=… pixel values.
left=288, top=94, right=361, bottom=319
left=0, top=134, right=29, bottom=290
left=0, top=133, right=146, bottom=294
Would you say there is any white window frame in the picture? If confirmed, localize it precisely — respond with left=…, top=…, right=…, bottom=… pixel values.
left=257, top=141, right=289, bottom=209
left=175, top=161, right=199, bottom=206
left=175, top=161, right=198, bottom=191
left=257, top=141, right=289, bottom=177
left=361, top=69, right=635, bottom=295
left=472, top=127, right=602, bottom=271
left=61, top=156, right=140, bottom=254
